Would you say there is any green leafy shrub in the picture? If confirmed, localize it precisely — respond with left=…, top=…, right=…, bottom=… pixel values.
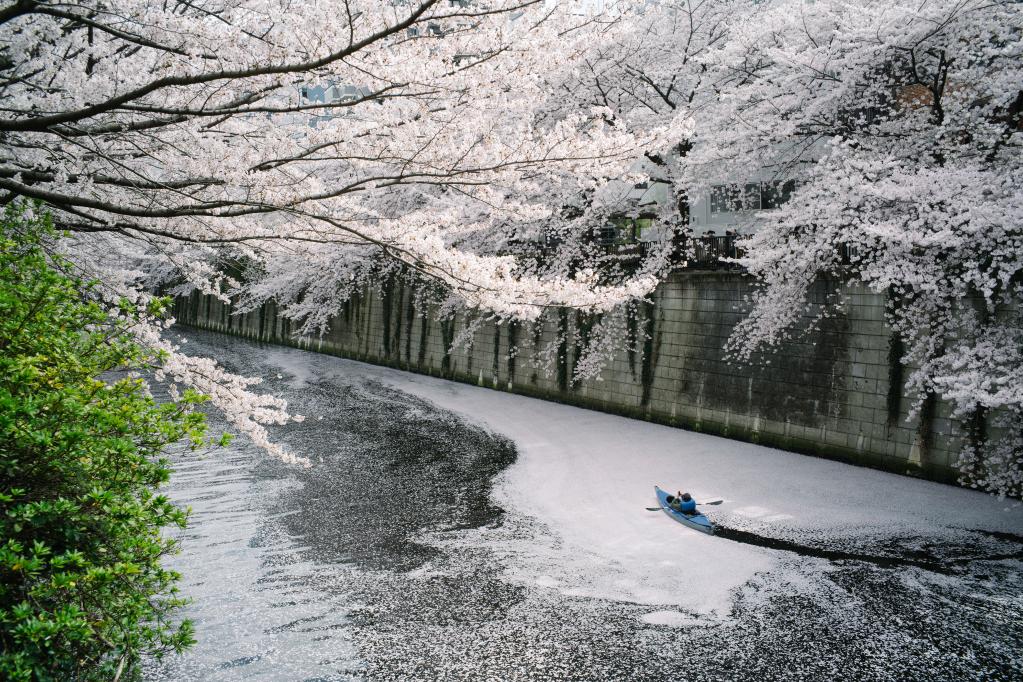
left=0, top=204, right=205, bottom=680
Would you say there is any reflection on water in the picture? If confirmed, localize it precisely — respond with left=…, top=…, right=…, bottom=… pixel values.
left=143, top=446, right=361, bottom=681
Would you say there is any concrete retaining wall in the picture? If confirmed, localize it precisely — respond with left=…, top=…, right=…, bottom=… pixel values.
left=174, top=270, right=965, bottom=484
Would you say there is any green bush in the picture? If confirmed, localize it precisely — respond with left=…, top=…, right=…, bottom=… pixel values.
left=0, top=205, right=206, bottom=680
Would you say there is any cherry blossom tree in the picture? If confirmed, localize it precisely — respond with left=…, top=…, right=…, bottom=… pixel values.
left=494, top=0, right=738, bottom=382
left=11, top=0, right=1014, bottom=495
left=687, top=0, right=1022, bottom=496
left=0, top=0, right=695, bottom=312
left=0, top=0, right=697, bottom=457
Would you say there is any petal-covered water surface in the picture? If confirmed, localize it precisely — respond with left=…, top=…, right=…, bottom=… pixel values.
left=145, top=330, right=1023, bottom=682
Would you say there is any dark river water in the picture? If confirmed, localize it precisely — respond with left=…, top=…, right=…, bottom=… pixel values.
left=144, top=331, right=1023, bottom=681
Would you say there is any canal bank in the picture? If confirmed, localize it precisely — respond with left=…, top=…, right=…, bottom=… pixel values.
left=174, top=271, right=966, bottom=485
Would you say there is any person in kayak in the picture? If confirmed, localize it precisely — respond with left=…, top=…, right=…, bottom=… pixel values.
left=668, top=492, right=698, bottom=515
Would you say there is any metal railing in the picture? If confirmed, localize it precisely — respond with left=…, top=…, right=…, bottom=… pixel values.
left=687, top=235, right=743, bottom=267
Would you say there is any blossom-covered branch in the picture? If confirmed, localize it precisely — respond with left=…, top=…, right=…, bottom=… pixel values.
left=687, top=0, right=1022, bottom=496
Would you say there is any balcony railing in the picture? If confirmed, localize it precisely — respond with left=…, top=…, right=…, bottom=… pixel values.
left=687, top=234, right=743, bottom=267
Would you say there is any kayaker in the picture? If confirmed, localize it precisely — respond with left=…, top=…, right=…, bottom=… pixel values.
left=678, top=492, right=697, bottom=514
left=669, top=491, right=697, bottom=515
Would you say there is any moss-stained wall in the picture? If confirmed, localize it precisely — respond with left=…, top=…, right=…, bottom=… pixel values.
left=174, top=270, right=965, bottom=485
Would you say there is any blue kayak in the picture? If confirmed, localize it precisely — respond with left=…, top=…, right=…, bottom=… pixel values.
left=655, top=486, right=716, bottom=535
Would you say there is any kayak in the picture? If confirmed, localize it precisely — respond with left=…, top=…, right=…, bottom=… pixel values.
left=654, top=486, right=716, bottom=535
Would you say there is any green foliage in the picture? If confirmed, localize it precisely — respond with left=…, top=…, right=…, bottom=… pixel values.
left=0, top=204, right=202, bottom=680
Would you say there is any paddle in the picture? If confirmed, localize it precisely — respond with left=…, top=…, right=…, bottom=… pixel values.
left=646, top=499, right=723, bottom=511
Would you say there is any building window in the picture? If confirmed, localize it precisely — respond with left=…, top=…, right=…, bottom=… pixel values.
left=634, top=214, right=655, bottom=241
left=599, top=215, right=639, bottom=246
left=598, top=225, right=619, bottom=246
left=743, top=183, right=762, bottom=210
left=761, top=180, right=796, bottom=209
left=710, top=184, right=748, bottom=213
left=710, top=180, right=795, bottom=214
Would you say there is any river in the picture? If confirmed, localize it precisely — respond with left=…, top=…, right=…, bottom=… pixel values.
left=144, top=330, right=1023, bottom=681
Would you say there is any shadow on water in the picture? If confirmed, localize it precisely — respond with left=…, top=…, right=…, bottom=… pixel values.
left=715, top=524, right=1023, bottom=574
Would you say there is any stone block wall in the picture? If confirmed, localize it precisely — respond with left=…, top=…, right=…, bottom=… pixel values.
left=174, top=270, right=965, bottom=484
